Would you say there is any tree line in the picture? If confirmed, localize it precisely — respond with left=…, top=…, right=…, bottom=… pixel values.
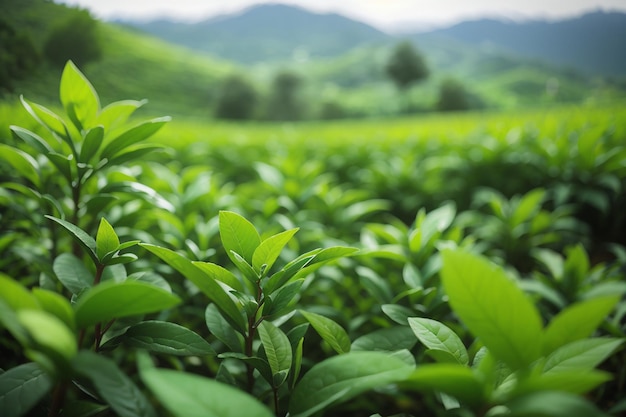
left=215, top=41, right=475, bottom=121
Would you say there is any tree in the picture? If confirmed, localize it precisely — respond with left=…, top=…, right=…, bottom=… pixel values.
left=385, top=40, right=429, bottom=90
left=436, top=78, right=471, bottom=112
left=0, top=18, right=40, bottom=93
left=265, top=70, right=306, bottom=121
left=214, top=73, right=259, bottom=120
left=43, top=9, right=102, bottom=68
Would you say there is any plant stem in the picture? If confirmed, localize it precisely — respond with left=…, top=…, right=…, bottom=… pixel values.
left=48, top=380, right=69, bottom=417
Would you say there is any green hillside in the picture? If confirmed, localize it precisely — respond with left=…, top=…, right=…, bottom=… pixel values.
left=2, top=0, right=624, bottom=120
left=3, top=0, right=237, bottom=117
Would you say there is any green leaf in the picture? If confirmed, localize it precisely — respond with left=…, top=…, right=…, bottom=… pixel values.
left=217, top=352, right=273, bottom=384
left=53, top=253, right=93, bottom=294
left=205, top=304, right=244, bottom=352
left=17, top=310, right=77, bottom=362
left=263, top=279, right=303, bottom=318
left=192, top=261, right=244, bottom=292
left=0, top=144, right=40, bottom=188
left=100, top=117, right=170, bottom=159
left=60, top=60, right=100, bottom=130
left=263, top=254, right=315, bottom=294
left=74, top=280, right=181, bottom=329
left=381, top=304, right=415, bottom=325
left=141, top=244, right=247, bottom=334
left=96, top=218, right=120, bottom=261
left=31, top=288, right=75, bottom=331
left=46, top=216, right=97, bottom=263
left=0, top=362, right=52, bottom=417
left=229, top=251, right=259, bottom=283
left=0, top=275, right=39, bottom=311
left=401, top=364, right=486, bottom=408
left=351, top=326, right=417, bottom=352
left=80, top=126, right=104, bottom=163
left=505, top=391, right=611, bottom=417
left=408, top=317, right=469, bottom=365
left=543, top=296, right=620, bottom=355
left=119, top=320, right=215, bottom=356
left=300, top=310, right=351, bottom=354
left=73, top=351, right=156, bottom=417
left=10, top=126, right=54, bottom=154
left=510, top=188, right=545, bottom=228
left=252, top=228, right=299, bottom=273
left=20, top=96, right=69, bottom=140
left=512, top=369, right=612, bottom=397
left=96, top=99, right=146, bottom=129
left=107, top=144, right=164, bottom=167
left=140, top=368, right=274, bottom=417
left=258, top=321, right=292, bottom=387
left=295, top=246, right=359, bottom=278
left=441, top=249, right=543, bottom=370
left=46, top=152, right=73, bottom=182
left=543, top=338, right=624, bottom=374
left=219, top=211, right=261, bottom=265
left=289, top=351, right=414, bottom=417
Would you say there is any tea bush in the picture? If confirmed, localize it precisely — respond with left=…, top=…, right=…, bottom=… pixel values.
left=1, top=62, right=625, bottom=417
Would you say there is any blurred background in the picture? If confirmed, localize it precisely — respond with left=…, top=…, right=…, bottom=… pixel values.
left=1, top=0, right=625, bottom=120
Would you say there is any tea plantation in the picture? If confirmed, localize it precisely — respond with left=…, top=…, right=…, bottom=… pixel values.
left=1, top=62, right=625, bottom=417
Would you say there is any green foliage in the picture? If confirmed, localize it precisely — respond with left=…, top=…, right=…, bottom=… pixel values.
left=0, top=17, right=40, bottom=93
left=43, top=9, right=103, bottom=68
left=385, top=40, right=429, bottom=90
left=265, top=70, right=306, bottom=121
left=1, top=61, right=625, bottom=417
left=214, top=73, right=259, bottom=120
left=437, top=77, right=472, bottom=111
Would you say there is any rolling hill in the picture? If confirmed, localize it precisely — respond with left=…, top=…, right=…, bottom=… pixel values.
left=119, top=4, right=390, bottom=64
left=420, top=11, right=626, bottom=76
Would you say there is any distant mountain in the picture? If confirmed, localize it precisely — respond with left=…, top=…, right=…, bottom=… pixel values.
left=419, top=11, right=626, bottom=76
left=119, top=4, right=390, bottom=64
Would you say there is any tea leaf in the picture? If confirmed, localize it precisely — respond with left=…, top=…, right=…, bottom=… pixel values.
left=252, top=228, right=299, bottom=273
left=301, top=310, right=351, bottom=354
left=120, top=320, right=216, bottom=356
left=219, top=211, right=261, bottom=265
left=74, top=280, right=181, bottom=329
left=32, top=288, right=75, bottom=331
left=543, top=296, right=621, bottom=355
left=21, top=96, right=69, bottom=140
left=0, top=144, right=40, bottom=188
left=408, top=317, right=469, bottom=365
left=10, top=126, right=54, bottom=154
left=543, top=338, right=624, bottom=374
left=17, top=310, right=77, bottom=362
left=141, top=244, right=247, bottom=334
left=263, top=279, right=303, bottom=318
left=258, top=321, right=292, bottom=386
left=289, top=351, right=413, bottom=417
left=441, top=249, right=543, bottom=370
left=505, top=391, right=611, bottom=417
left=351, top=326, right=417, bottom=352
left=0, top=362, right=52, bottom=417
left=73, top=351, right=156, bottom=417
left=97, top=99, right=146, bottom=129
left=401, top=364, right=486, bottom=408
left=46, top=216, right=97, bottom=263
left=205, top=304, right=245, bottom=352
left=100, top=117, right=170, bottom=159
left=60, top=60, right=100, bottom=130
left=192, top=261, right=244, bottom=292
left=140, top=368, right=274, bottom=417
left=54, top=254, right=94, bottom=294
left=96, top=218, right=120, bottom=261
left=80, top=126, right=104, bottom=163
left=0, top=274, right=39, bottom=311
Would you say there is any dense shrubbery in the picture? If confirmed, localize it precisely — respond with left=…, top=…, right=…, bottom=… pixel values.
left=1, top=62, right=625, bottom=417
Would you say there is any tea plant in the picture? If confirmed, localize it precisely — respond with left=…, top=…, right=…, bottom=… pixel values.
left=1, top=61, right=625, bottom=417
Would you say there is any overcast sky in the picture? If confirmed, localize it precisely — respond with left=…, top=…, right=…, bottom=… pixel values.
left=55, top=0, right=626, bottom=30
